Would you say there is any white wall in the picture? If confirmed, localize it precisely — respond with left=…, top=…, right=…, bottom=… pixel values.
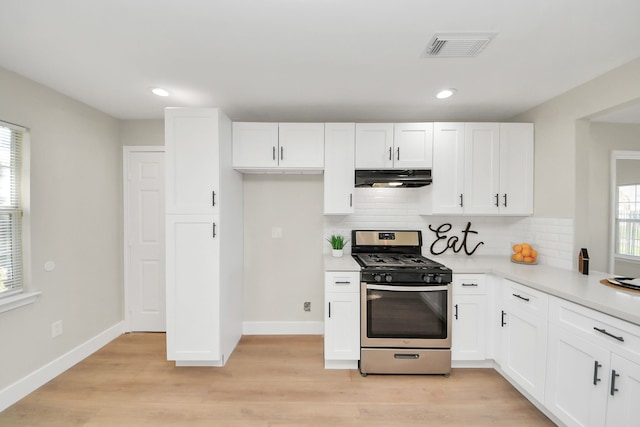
left=119, top=119, right=164, bottom=147
left=512, top=57, right=640, bottom=269
left=0, top=67, right=122, bottom=390
left=243, top=174, right=324, bottom=325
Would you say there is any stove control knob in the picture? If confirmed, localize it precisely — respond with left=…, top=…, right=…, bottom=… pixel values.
left=374, top=274, right=383, bottom=282
left=385, top=275, right=393, bottom=283
left=435, top=275, right=443, bottom=284
left=422, top=274, right=432, bottom=283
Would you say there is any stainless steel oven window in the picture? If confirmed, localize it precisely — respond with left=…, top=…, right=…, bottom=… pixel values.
left=365, top=285, right=448, bottom=339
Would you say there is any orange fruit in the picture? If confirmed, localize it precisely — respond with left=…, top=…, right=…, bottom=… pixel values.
left=512, top=253, right=524, bottom=262
left=531, top=249, right=538, bottom=258
left=513, top=244, right=522, bottom=253
left=524, top=256, right=535, bottom=263
left=521, top=243, right=531, bottom=250
left=522, top=247, right=532, bottom=257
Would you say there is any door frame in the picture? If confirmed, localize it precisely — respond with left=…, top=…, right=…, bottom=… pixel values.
left=123, top=146, right=165, bottom=332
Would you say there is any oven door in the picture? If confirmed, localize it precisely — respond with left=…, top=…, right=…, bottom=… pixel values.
left=361, top=282, right=452, bottom=348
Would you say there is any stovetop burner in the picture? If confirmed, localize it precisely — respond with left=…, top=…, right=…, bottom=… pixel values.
left=353, top=253, right=444, bottom=269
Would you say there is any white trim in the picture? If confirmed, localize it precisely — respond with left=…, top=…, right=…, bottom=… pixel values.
left=122, top=146, right=165, bottom=333
left=242, top=321, right=324, bottom=335
left=0, top=321, right=125, bottom=411
left=324, top=360, right=358, bottom=369
left=0, top=291, right=41, bottom=314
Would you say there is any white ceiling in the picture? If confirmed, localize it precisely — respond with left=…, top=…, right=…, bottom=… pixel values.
left=1, top=0, right=640, bottom=122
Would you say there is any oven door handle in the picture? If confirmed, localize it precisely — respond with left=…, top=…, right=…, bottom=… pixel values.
left=365, top=284, right=449, bottom=292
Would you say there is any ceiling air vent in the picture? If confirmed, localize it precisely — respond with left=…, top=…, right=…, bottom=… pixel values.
left=422, top=33, right=497, bottom=58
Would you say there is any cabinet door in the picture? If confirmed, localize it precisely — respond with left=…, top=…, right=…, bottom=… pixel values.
left=545, top=326, right=609, bottom=427
left=324, top=292, right=360, bottom=360
left=165, top=108, right=220, bottom=215
left=355, top=123, right=394, bottom=169
left=452, top=294, right=487, bottom=360
left=324, top=123, right=355, bottom=215
left=432, top=123, right=465, bottom=214
left=232, top=122, right=279, bottom=169
left=166, top=214, right=220, bottom=361
left=278, top=123, right=325, bottom=169
left=464, top=123, right=500, bottom=214
left=501, top=304, right=548, bottom=403
left=499, top=123, right=534, bottom=215
left=606, top=354, right=640, bottom=427
left=393, top=123, right=433, bottom=168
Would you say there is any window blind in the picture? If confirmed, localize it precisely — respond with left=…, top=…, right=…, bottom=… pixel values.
left=0, top=121, right=23, bottom=297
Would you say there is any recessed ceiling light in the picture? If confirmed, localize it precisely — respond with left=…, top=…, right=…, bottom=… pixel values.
left=436, top=88, right=457, bottom=99
left=151, top=87, right=170, bottom=97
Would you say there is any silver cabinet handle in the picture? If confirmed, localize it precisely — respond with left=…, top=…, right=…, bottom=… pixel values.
left=503, top=193, right=508, bottom=207
left=212, top=222, right=217, bottom=238
left=461, top=283, right=478, bottom=287
left=388, top=147, right=392, bottom=161
left=495, top=193, right=500, bottom=207
left=593, top=361, right=602, bottom=385
left=280, top=146, right=284, bottom=160
left=272, top=146, right=276, bottom=160
left=212, top=190, right=216, bottom=207
left=396, top=147, right=400, bottom=160
left=349, top=193, right=353, bottom=207
left=459, top=194, right=464, bottom=207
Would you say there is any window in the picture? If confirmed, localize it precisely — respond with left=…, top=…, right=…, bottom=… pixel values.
left=0, top=122, right=23, bottom=298
left=616, top=184, right=640, bottom=258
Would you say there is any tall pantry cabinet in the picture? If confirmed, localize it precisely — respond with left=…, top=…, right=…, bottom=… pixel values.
left=165, top=108, right=244, bottom=366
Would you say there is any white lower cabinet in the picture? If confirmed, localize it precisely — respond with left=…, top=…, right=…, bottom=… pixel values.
left=324, top=271, right=360, bottom=368
left=499, top=279, right=548, bottom=403
left=452, top=274, right=487, bottom=361
left=545, top=296, right=640, bottom=427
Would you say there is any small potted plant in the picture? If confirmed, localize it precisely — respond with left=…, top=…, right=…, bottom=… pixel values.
left=327, top=234, right=349, bottom=257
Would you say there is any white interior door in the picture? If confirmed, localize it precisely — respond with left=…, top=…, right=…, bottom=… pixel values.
left=124, top=147, right=166, bottom=332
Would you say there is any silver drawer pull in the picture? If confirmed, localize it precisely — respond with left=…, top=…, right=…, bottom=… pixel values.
left=593, top=327, right=624, bottom=342
left=461, top=283, right=478, bottom=287
left=394, top=354, right=419, bottom=360
left=334, top=281, right=351, bottom=285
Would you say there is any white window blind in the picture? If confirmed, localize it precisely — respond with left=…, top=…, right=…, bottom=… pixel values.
left=0, top=121, right=23, bottom=297
left=616, top=184, right=640, bottom=258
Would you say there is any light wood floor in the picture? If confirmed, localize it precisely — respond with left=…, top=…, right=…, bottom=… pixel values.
left=0, top=334, right=554, bottom=426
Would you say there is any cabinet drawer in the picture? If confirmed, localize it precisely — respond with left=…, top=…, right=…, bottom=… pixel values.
left=549, top=296, right=640, bottom=359
left=452, top=274, right=486, bottom=295
left=503, top=279, right=548, bottom=318
left=325, top=271, right=360, bottom=293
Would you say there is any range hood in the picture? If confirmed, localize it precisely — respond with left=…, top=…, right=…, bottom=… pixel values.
left=355, top=169, right=432, bottom=188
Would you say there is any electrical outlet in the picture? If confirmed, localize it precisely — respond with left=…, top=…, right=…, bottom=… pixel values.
left=304, top=301, right=311, bottom=312
left=51, top=320, right=63, bottom=338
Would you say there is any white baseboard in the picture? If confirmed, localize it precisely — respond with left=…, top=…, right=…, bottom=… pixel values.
left=0, top=321, right=125, bottom=412
left=243, top=321, right=324, bottom=335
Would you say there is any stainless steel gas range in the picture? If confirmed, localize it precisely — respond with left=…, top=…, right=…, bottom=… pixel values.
left=352, top=230, right=453, bottom=376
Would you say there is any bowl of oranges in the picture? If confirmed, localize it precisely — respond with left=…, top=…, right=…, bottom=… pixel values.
left=511, top=242, right=538, bottom=264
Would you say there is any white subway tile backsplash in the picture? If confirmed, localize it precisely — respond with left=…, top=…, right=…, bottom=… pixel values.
left=325, top=195, right=575, bottom=269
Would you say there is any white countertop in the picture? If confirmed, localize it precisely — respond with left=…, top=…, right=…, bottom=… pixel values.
left=324, top=253, right=640, bottom=326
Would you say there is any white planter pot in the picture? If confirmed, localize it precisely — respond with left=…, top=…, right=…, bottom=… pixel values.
left=332, top=249, right=344, bottom=258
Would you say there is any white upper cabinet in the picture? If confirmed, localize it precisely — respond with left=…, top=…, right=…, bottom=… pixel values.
left=355, top=123, right=433, bottom=169
left=165, top=108, right=221, bottom=215
left=393, top=123, right=433, bottom=168
left=324, top=123, right=355, bottom=215
left=499, top=123, right=534, bottom=215
left=232, top=122, right=324, bottom=171
left=232, top=122, right=278, bottom=169
left=355, top=123, right=394, bottom=169
left=278, top=123, right=325, bottom=169
left=430, top=122, right=534, bottom=216
left=432, top=123, right=465, bottom=214
left=464, top=123, right=501, bottom=214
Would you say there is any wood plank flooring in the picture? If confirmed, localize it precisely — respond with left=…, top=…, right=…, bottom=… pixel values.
left=0, top=333, right=554, bottom=426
